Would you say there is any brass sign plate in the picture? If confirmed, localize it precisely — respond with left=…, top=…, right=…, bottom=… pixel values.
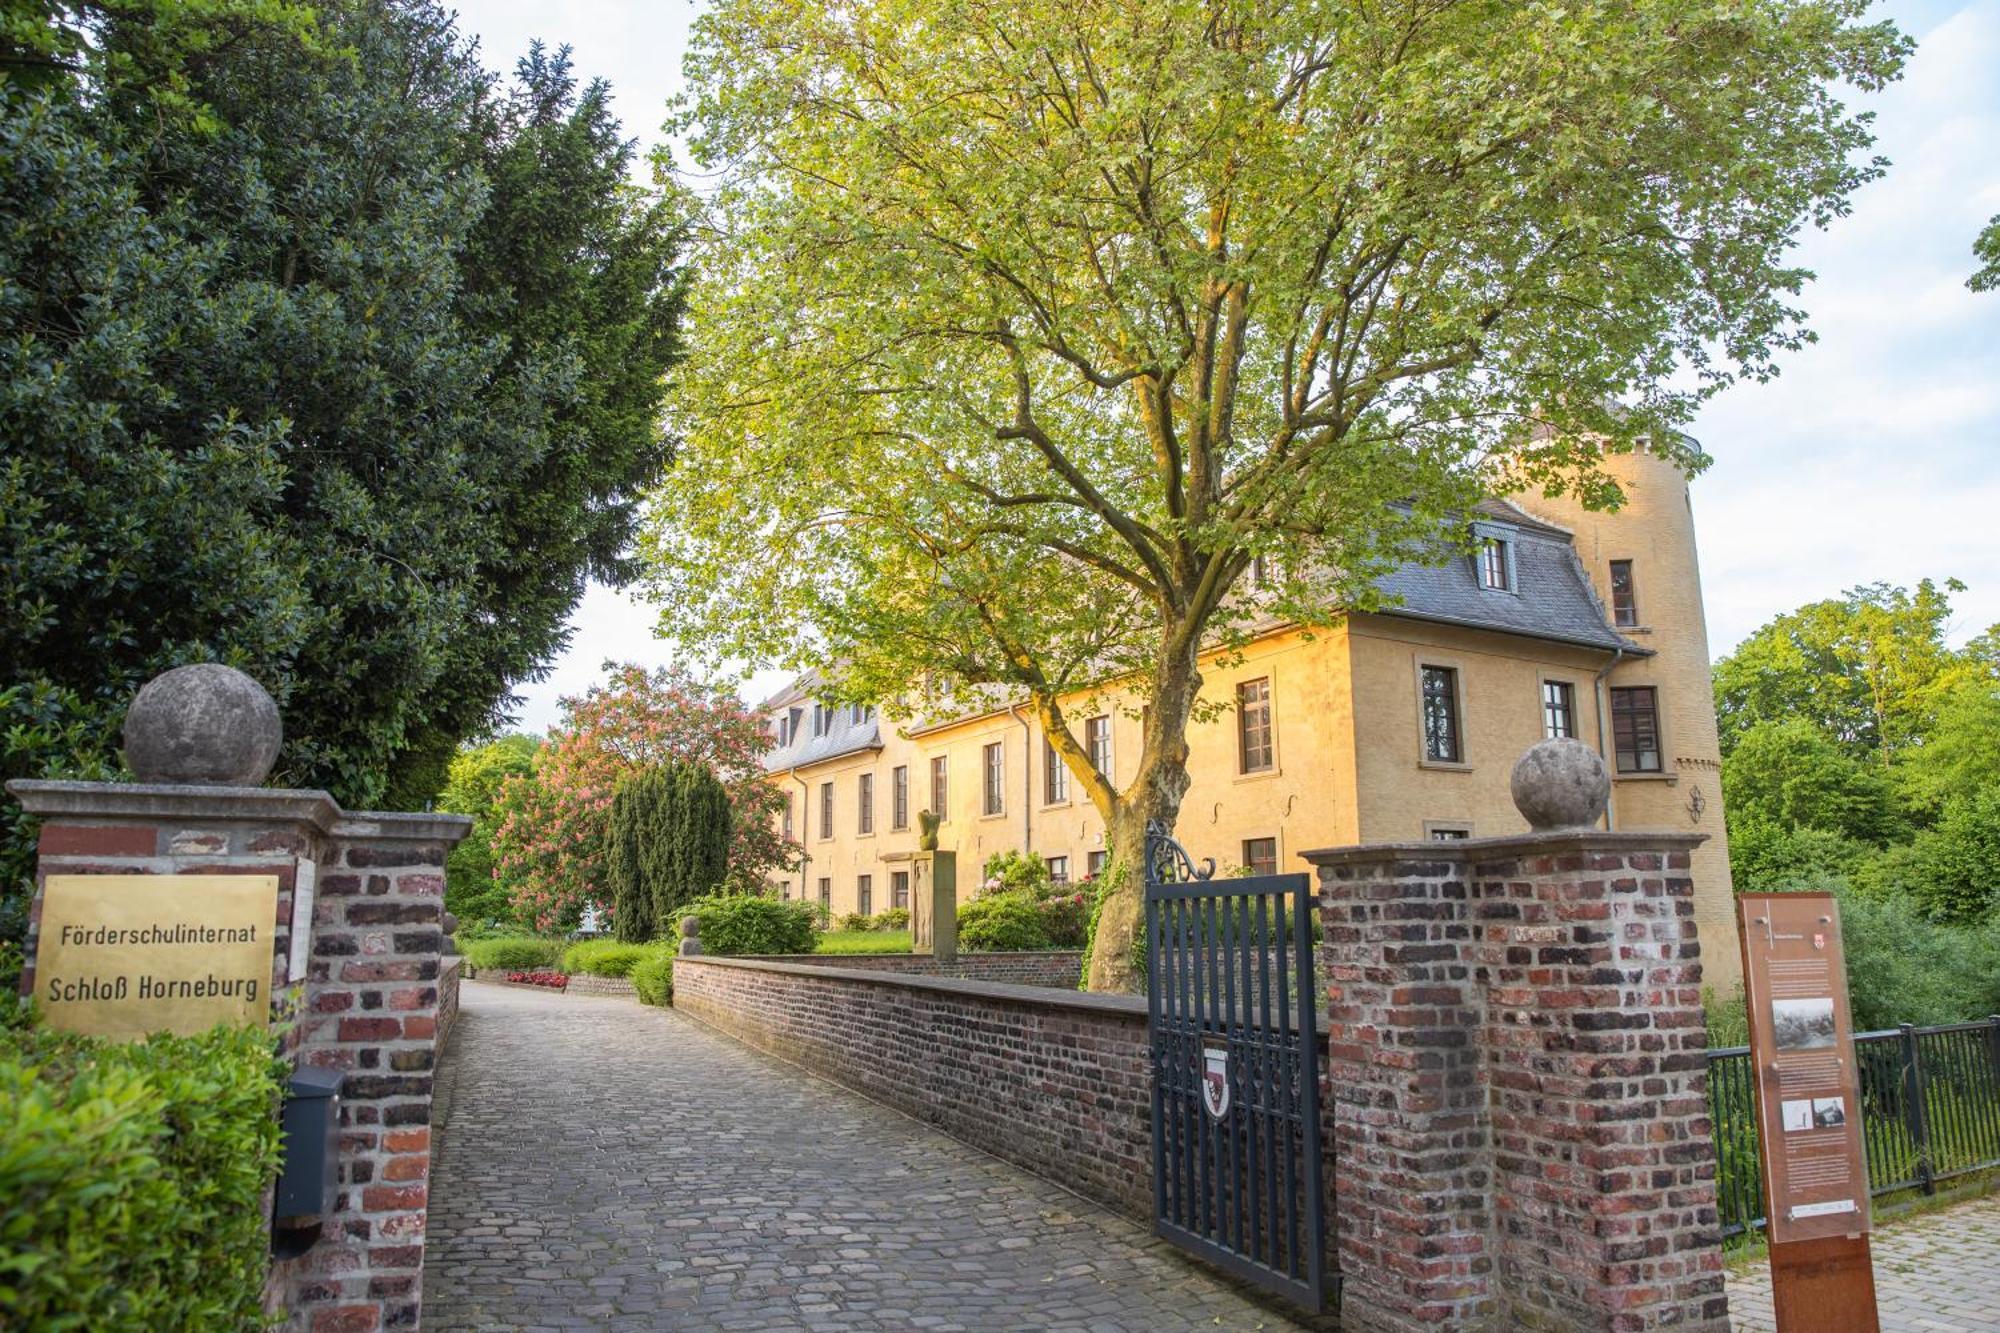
left=1738, top=892, right=1872, bottom=1246
left=33, top=874, right=278, bottom=1040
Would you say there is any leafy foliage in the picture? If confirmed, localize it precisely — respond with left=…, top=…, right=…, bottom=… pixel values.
left=650, top=0, right=1907, bottom=990
left=606, top=762, right=733, bottom=943
left=1718, top=578, right=2000, bottom=925
left=1721, top=720, right=1905, bottom=846
left=491, top=665, right=790, bottom=932
left=631, top=953, right=673, bottom=1005
left=686, top=893, right=820, bottom=956
left=814, top=929, right=914, bottom=955
left=0, top=1017, right=286, bottom=1330
left=437, top=735, right=541, bottom=930
left=957, top=894, right=1052, bottom=952
left=0, top=2, right=685, bottom=905
left=1854, top=790, right=2000, bottom=926
left=1714, top=579, right=1969, bottom=761
left=980, top=851, right=1053, bottom=898
left=459, top=935, right=563, bottom=973
left=559, top=938, right=672, bottom=979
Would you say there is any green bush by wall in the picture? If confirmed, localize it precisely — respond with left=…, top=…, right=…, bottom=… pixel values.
left=560, top=939, right=673, bottom=979
left=632, top=954, right=673, bottom=1005
left=460, top=935, right=563, bottom=972
left=957, top=893, right=1051, bottom=952
left=0, top=1016, right=285, bottom=1330
left=688, top=894, right=819, bottom=955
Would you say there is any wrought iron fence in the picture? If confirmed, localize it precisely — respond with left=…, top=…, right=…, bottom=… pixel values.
left=1707, top=1016, right=2000, bottom=1237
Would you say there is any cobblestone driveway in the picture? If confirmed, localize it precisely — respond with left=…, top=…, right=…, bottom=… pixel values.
left=1726, top=1193, right=2000, bottom=1331
left=421, top=981, right=1314, bottom=1332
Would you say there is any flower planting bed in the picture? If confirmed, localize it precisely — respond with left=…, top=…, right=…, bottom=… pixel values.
left=503, top=970, right=568, bottom=990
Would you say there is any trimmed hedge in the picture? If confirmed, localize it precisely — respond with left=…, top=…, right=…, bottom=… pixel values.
left=957, top=893, right=1050, bottom=951
left=632, top=954, right=673, bottom=1005
left=560, top=938, right=672, bottom=979
left=0, top=1017, right=285, bottom=1329
left=460, top=935, right=563, bottom=973
left=689, top=893, right=820, bottom=955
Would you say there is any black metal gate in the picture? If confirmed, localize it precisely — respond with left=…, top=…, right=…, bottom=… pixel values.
left=1143, top=823, right=1328, bottom=1312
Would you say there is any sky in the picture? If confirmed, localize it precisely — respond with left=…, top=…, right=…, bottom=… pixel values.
left=447, top=0, right=2000, bottom=734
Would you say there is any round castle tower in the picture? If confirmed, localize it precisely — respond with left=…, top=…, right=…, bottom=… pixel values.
left=1514, top=445, right=1740, bottom=995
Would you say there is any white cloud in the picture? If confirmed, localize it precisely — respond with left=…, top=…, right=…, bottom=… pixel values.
left=1688, top=0, right=2000, bottom=654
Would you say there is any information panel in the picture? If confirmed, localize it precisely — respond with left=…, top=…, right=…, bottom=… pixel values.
left=1737, top=892, right=1872, bottom=1246
left=33, top=874, right=278, bottom=1040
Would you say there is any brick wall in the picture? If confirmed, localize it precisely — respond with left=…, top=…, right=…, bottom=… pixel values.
left=675, top=956, right=1159, bottom=1217
left=735, top=949, right=1084, bottom=989
left=674, top=955, right=1337, bottom=1233
left=6, top=780, right=467, bottom=1333
left=286, top=816, right=457, bottom=1333
left=1308, top=832, right=1728, bottom=1333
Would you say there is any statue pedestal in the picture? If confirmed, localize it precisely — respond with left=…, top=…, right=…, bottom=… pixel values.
left=911, top=851, right=957, bottom=962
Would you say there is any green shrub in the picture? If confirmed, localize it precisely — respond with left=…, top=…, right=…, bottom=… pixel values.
left=632, top=954, right=673, bottom=1005
left=560, top=939, right=671, bottom=978
left=873, top=907, right=910, bottom=930
left=1727, top=817, right=1870, bottom=892
left=460, top=935, right=563, bottom=972
left=815, top=929, right=914, bottom=955
left=689, top=893, right=820, bottom=955
left=0, top=1017, right=286, bottom=1329
left=836, top=911, right=872, bottom=932
left=1035, top=891, right=1089, bottom=948
left=981, top=849, right=1052, bottom=897
left=957, top=893, right=1051, bottom=952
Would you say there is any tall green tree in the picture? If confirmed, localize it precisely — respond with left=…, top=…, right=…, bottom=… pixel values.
left=436, top=734, right=541, bottom=929
left=646, top=0, right=1908, bottom=989
left=1721, top=718, right=1905, bottom=846
left=606, top=761, right=732, bottom=943
left=1713, top=579, right=1973, bottom=763
left=0, top=2, right=686, bottom=895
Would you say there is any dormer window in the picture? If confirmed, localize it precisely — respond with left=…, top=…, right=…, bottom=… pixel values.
left=851, top=703, right=874, bottom=725
left=812, top=702, right=832, bottom=736
left=786, top=706, right=804, bottom=744
left=1477, top=536, right=1512, bottom=592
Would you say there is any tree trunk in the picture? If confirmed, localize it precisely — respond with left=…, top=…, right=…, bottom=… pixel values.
left=1083, top=635, right=1201, bottom=992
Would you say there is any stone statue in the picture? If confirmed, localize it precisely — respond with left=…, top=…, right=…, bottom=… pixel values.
left=917, top=808, right=941, bottom=851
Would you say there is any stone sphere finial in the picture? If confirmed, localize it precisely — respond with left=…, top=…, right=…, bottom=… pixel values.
left=1510, top=738, right=1610, bottom=832
left=122, top=663, right=283, bottom=787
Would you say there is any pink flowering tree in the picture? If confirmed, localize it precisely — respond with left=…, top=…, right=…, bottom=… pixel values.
left=491, top=663, right=794, bottom=932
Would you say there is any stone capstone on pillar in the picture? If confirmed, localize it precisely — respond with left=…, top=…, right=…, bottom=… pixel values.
left=1509, top=735, right=1611, bottom=831
left=121, top=662, right=284, bottom=787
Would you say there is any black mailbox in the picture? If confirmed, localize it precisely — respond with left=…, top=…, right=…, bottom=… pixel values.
left=275, top=1066, right=343, bottom=1233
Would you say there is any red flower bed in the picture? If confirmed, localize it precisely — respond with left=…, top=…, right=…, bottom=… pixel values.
left=506, top=970, right=569, bottom=990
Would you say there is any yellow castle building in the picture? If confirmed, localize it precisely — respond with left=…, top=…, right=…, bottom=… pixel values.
left=759, top=448, right=1739, bottom=990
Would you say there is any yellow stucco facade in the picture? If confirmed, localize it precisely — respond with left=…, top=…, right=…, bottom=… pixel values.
left=765, top=447, right=1739, bottom=990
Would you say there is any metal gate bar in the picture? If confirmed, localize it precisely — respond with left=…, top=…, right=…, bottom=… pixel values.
left=1144, top=827, right=1326, bottom=1312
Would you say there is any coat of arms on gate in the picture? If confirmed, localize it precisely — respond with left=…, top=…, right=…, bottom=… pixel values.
left=1202, top=1043, right=1231, bottom=1119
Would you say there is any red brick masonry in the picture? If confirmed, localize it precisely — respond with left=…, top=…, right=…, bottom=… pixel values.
left=7, top=780, right=468, bottom=1333
left=673, top=957, right=1164, bottom=1217
left=735, top=949, right=1085, bottom=989
left=1306, top=832, right=1728, bottom=1333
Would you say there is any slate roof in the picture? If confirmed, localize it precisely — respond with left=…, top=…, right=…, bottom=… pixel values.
left=1370, top=505, right=1644, bottom=653
left=759, top=673, right=886, bottom=773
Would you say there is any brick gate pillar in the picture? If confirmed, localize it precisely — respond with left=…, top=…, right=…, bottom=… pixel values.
left=1303, top=741, right=1728, bottom=1332
left=7, top=667, right=467, bottom=1333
